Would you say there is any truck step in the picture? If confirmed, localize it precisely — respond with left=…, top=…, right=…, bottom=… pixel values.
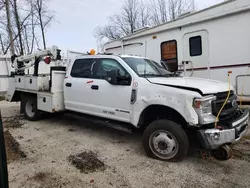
left=64, top=112, right=133, bottom=133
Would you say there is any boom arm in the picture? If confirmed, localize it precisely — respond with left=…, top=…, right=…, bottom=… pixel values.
left=12, top=46, right=61, bottom=75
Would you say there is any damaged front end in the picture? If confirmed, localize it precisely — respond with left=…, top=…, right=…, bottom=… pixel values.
left=194, top=91, right=249, bottom=160
left=197, top=109, right=249, bottom=150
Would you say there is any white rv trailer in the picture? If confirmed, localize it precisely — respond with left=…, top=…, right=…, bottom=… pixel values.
left=104, top=0, right=250, bottom=105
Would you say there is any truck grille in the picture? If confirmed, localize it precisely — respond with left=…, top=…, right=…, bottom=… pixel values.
left=212, top=91, right=237, bottom=118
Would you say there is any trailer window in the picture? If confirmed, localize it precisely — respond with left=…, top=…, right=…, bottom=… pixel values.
left=71, top=59, right=94, bottom=78
left=189, top=36, right=202, bottom=56
left=161, top=40, right=178, bottom=72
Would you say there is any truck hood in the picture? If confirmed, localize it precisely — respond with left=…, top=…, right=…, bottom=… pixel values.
left=148, top=77, right=231, bottom=95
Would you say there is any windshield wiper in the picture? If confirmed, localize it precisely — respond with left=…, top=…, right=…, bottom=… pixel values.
left=142, top=74, right=160, bottom=77
left=141, top=73, right=174, bottom=77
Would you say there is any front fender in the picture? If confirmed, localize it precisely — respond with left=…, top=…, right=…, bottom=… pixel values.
left=131, top=93, right=199, bottom=127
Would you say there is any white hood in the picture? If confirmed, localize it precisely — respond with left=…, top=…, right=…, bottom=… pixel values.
left=148, top=77, right=231, bottom=95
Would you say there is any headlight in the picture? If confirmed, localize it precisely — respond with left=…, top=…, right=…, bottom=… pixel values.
left=193, top=95, right=216, bottom=124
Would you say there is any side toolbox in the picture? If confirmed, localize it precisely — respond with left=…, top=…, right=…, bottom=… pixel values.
left=15, top=76, right=25, bottom=89
left=37, top=92, right=64, bottom=113
left=24, top=76, right=50, bottom=91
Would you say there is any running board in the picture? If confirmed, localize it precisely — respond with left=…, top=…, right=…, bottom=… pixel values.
left=64, top=112, right=133, bottom=133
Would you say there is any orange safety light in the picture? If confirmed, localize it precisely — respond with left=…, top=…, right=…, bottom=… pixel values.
left=228, top=71, right=232, bottom=74
left=89, top=49, right=96, bottom=55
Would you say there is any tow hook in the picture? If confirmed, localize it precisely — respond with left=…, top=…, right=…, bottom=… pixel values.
left=211, top=145, right=233, bottom=161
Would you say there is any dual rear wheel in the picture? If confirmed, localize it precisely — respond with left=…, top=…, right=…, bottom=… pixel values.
left=23, top=96, right=41, bottom=121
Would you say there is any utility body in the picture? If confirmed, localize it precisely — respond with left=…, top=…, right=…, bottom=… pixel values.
left=6, top=46, right=249, bottom=161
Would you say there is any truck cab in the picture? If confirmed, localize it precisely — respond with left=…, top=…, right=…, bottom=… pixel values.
left=7, top=49, right=249, bottom=162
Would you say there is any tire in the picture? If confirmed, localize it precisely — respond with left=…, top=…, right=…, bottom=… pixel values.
left=142, top=120, right=189, bottom=162
left=23, top=96, right=41, bottom=121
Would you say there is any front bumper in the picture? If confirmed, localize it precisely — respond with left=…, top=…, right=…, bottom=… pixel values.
left=197, top=110, right=249, bottom=150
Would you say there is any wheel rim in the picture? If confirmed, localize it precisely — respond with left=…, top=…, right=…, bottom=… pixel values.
left=25, top=100, right=35, bottom=118
left=149, top=130, right=179, bottom=160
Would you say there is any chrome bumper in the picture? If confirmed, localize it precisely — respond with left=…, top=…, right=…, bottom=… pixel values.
left=197, top=110, right=249, bottom=150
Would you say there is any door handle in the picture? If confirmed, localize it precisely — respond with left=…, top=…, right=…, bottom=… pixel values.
left=65, top=83, right=72, bottom=87
left=91, top=85, right=99, bottom=90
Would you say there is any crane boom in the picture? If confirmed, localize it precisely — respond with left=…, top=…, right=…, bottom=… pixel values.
left=11, top=46, right=61, bottom=75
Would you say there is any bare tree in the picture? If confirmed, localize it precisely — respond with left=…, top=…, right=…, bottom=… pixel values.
left=151, top=0, right=195, bottom=24
left=13, top=0, right=24, bottom=55
left=29, top=1, right=36, bottom=53
left=4, top=0, right=14, bottom=54
left=23, top=0, right=39, bottom=53
left=0, top=0, right=54, bottom=54
left=122, top=0, right=139, bottom=33
left=150, top=0, right=168, bottom=25
left=34, top=0, right=53, bottom=49
left=0, top=0, right=5, bottom=11
left=138, top=0, right=151, bottom=27
left=0, top=34, right=5, bottom=53
left=95, top=25, right=123, bottom=41
left=168, top=0, right=194, bottom=20
left=95, top=0, right=147, bottom=40
left=23, top=25, right=30, bottom=53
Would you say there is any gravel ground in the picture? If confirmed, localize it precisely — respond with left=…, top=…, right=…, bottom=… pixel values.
left=1, top=101, right=250, bottom=188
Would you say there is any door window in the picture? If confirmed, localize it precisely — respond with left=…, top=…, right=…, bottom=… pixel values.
left=100, top=59, right=126, bottom=77
left=71, top=59, right=94, bottom=78
left=99, top=58, right=131, bottom=85
left=189, top=36, right=202, bottom=56
left=161, top=40, right=178, bottom=72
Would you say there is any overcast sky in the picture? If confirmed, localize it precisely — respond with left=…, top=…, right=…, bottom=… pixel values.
left=46, top=0, right=224, bottom=53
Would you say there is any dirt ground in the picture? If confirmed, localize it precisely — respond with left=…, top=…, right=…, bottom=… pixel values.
left=1, top=101, right=250, bottom=188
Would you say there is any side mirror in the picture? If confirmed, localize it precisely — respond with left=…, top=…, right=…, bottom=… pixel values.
left=107, top=69, right=119, bottom=85
left=162, top=60, right=178, bottom=72
left=160, top=61, right=169, bottom=71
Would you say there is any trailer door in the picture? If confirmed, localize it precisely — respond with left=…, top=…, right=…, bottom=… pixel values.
left=183, top=30, right=210, bottom=78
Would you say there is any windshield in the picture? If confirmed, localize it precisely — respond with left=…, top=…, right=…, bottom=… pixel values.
left=122, top=57, right=173, bottom=77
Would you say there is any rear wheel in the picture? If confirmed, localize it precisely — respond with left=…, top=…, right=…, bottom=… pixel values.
left=142, top=120, right=189, bottom=162
left=23, top=96, right=41, bottom=121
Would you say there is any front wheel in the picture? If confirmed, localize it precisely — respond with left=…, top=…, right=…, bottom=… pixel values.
left=23, top=96, right=41, bottom=121
left=142, top=120, right=189, bottom=162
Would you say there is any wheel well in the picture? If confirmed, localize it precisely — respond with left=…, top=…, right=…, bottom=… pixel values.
left=11, top=91, right=22, bottom=102
left=138, top=105, right=188, bottom=130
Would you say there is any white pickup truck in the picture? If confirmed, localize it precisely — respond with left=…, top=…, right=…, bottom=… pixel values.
left=6, top=47, right=249, bottom=161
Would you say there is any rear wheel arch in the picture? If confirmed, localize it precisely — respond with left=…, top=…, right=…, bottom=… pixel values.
left=138, top=105, right=188, bottom=130
left=10, top=90, right=22, bottom=102
left=20, top=92, right=36, bottom=112
left=21, top=92, right=41, bottom=121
